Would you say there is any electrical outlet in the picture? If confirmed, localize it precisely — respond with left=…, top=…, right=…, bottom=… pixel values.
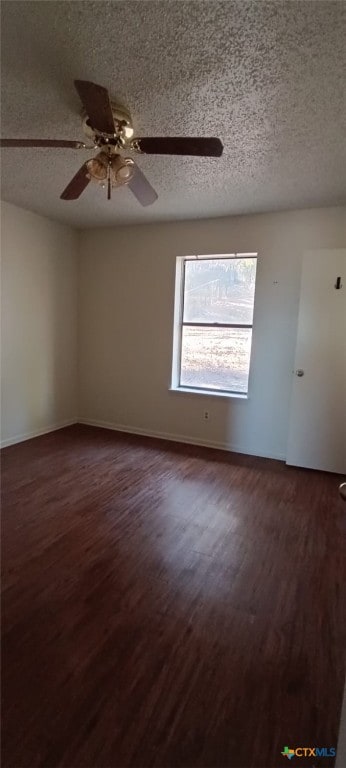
left=204, top=410, right=209, bottom=421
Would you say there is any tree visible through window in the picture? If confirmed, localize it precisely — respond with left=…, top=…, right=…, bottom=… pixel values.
left=177, top=255, right=257, bottom=394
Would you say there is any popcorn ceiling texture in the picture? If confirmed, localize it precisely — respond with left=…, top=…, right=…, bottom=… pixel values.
left=1, top=0, right=345, bottom=227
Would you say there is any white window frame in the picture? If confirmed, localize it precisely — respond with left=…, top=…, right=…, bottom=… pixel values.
left=171, top=253, right=258, bottom=399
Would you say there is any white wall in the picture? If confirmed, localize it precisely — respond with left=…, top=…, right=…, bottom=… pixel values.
left=1, top=201, right=78, bottom=446
left=336, top=682, right=346, bottom=768
left=78, top=206, right=346, bottom=460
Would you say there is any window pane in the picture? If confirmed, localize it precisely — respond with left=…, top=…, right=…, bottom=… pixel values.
left=183, top=258, right=257, bottom=324
left=180, top=327, right=252, bottom=393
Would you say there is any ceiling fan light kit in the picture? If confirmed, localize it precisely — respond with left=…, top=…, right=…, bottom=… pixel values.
left=86, top=153, right=135, bottom=186
left=0, top=79, right=223, bottom=206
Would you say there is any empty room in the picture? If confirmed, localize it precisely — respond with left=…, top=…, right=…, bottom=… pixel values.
left=1, top=1, right=346, bottom=767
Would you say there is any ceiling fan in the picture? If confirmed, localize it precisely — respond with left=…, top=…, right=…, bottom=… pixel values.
left=0, top=80, right=224, bottom=207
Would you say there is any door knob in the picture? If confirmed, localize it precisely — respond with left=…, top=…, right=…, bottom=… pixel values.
left=295, top=369, right=304, bottom=377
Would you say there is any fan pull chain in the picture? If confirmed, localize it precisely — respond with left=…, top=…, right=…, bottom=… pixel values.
left=107, top=160, right=111, bottom=200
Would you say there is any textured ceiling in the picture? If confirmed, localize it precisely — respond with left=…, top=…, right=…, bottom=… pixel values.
left=1, top=0, right=346, bottom=228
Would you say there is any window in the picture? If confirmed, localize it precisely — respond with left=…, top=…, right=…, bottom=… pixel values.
left=172, top=254, right=257, bottom=396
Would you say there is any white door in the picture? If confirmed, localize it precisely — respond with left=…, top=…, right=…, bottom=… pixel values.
left=287, top=249, right=346, bottom=474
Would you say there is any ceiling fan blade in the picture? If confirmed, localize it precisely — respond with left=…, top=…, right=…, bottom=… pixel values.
left=128, top=163, right=158, bottom=207
left=74, top=80, right=115, bottom=135
left=133, top=137, right=223, bottom=157
left=0, top=139, right=85, bottom=148
left=60, top=163, right=90, bottom=200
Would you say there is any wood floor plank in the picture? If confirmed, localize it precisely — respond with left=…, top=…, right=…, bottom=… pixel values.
left=1, top=425, right=345, bottom=768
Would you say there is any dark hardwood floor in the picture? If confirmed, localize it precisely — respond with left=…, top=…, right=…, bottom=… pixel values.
left=1, top=425, right=345, bottom=768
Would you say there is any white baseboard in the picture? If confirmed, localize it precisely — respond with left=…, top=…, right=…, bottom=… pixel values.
left=77, top=417, right=285, bottom=462
left=0, top=419, right=77, bottom=448
left=1, top=416, right=286, bottom=461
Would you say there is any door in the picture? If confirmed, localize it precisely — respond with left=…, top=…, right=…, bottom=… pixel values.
left=287, top=249, right=346, bottom=474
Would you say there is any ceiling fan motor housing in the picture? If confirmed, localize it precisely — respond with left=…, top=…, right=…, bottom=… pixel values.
left=82, top=102, right=134, bottom=143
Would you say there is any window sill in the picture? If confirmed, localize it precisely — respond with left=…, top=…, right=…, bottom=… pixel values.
left=169, top=386, right=248, bottom=400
